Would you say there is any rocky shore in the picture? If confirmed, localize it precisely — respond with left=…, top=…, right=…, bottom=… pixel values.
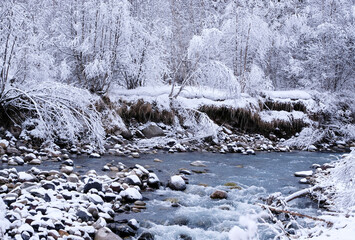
left=0, top=121, right=354, bottom=239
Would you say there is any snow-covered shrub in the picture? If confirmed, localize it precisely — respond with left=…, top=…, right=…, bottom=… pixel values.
left=176, top=108, right=219, bottom=138
left=1, top=81, right=105, bottom=149
left=326, top=150, right=355, bottom=209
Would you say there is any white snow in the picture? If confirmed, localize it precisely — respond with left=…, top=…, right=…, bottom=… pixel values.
left=119, top=188, right=142, bottom=201
left=0, top=199, right=9, bottom=239
left=263, top=90, right=312, bottom=100
left=294, top=170, right=313, bottom=177
left=259, top=110, right=308, bottom=123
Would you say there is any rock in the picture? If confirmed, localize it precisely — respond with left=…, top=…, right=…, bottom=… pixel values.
left=125, top=175, right=142, bottom=186
left=294, top=170, right=313, bottom=177
left=307, top=145, right=317, bottom=152
left=148, top=173, right=160, bottom=188
left=89, top=194, right=104, bottom=205
left=63, top=159, right=74, bottom=166
left=60, top=166, right=73, bottom=174
left=93, top=217, right=107, bottom=229
left=14, top=156, right=25, bottom=165
left=138, top=232, right=155, bottom=240
left=168, top=175, right=186, bottom=191
left=67, top=173, right=79, bottom=183
left=24, top=153, right=36, bottom=162
left=299, top=178, right=310, bottom=184
left=84, top=180, right=103, bottom=193
left=190, top=161, right=206, bottom=167
left=153, top=158, right=163, bottom=163
left=210, top=190, right=228, bottom=199
left=119, top=188, right=142, bottom=202
left=128, top=219, right=139, bottom=231
left=131, top=152, right=140, bottom=158
left=42, top=182, right=56, bottom=190
left=90, top=153, right=101, bottom=158
left=224, top=182, right=242, bottom=190
left=29, top=159, right=41, bottom=165
left=140, top=123, right=165, bottom=138
left=6, top=147, right=21, bottom=155
left=95, top=227, right=123, bottom=240
left=0, top=139, right=9, bottom=148
left=18, top=172, right=36, bottom=182
left=77, top=210, right=93, bottom=222
left=112, top=224, right=136, bottom=238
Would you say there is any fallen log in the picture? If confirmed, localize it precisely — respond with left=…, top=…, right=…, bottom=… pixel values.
left=258, top=203, right=333, bottom=227
left=285, top=186, right=321, bottom=202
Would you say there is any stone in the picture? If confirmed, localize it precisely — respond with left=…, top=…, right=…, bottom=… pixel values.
left=190, top=161, right=206, bottom=167
left=18, top=172, right=36, bottom=182
left=138, top=232, right=154, bottom=240
left=90, top=153, right=101, bottom=158
left=93, top=217, right=107, bottom=229
left=128, top=219, right=139, bottom=231
left=125, top=175, right=142, bottom=186
left=140, top=123, right=165, bottom=138
left=94, top=227, right=122, bottom=240
left=294, top=170, right=313, bottom=177
left=29, top=159, right=41, bottom=165
left=84, top=180, right=103, bottom=193
left=147, top=173, right=160, bottom=189
left=60, top=166, right=73, bottom=174
left=131, top=152, right=140, bottom=158
left=210, top=190, right=228, bottom=199
left=119, top=188, right=142, bottom=202
left=112, top=224, right=136, bottom=238
left=168, top=175, right=186, bottom=191
left=14, top=156, right=25, bottom=165
left=77, top=210, right=93, bottom=222
left=67, top=173, right=79, bottom=183
left=0, top=139, right=9, bottom=148
left=63, top=159, right=74, bottom=166
left=6, top=147, right=21, bottom=155
left=89, top=194, right=104, bottom=205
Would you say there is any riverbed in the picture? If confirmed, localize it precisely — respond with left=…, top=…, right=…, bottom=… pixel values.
left=0, top=151, right=340, bottom=239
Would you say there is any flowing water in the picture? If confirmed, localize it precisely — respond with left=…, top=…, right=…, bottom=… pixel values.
left=1, top=151, right=341, bottom=239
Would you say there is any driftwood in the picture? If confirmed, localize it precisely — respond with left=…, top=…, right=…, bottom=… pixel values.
left=258, top=203, right=333, bottom=227
left=285, top=186, right=322, bottom=202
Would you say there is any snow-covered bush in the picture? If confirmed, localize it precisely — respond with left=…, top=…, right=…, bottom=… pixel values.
left=1, top=81, right=105, bottom=150
left=325, top=150, right=355, bottom=209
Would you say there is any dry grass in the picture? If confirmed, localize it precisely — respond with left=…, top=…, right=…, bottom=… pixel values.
left=199, top=105, right=307, bottom=138
left=117, top=99, right=175, bottom=125
left=260, top=100, right=307, bottom=113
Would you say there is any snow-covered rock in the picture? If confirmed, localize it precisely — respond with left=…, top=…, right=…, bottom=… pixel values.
left=148, top=173, right=160, bottom=188
left=125, top=175, right=142, bottom=186
left=294, top=170, right=313, bottom=177
left=119, top=188, right=142, bottom=202
left=168, top=175, right=186, bottom=191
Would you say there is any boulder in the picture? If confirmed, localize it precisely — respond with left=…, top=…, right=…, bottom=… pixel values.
left=141, top=123, right=165, bottom=138
left=119, top=188, right=142, bottom=202
left=168, top=175, right=186, bottom=191
left=95, top=227, right=122, bottom=240
left=84, top=180, right=103, bottom=193
left=210, top=190, right=228, bottom=199
left=147, top=173, right=160, bottom=189
left=124, top=175, right=142, bottom=186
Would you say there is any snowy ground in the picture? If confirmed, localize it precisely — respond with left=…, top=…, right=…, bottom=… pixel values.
left=301, top=149, right=355, bottom=239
